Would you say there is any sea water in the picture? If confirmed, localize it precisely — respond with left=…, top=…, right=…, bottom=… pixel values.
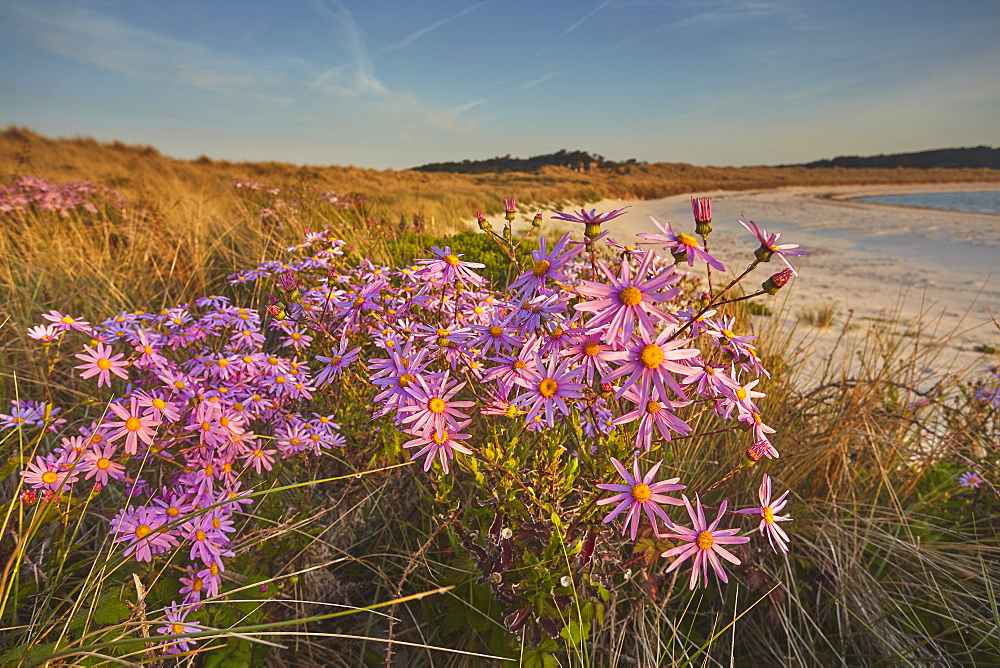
left=853, top=190, right=1000, bottom=215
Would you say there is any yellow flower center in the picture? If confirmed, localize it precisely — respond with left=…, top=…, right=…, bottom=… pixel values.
left=618, top=286, right=642, bottom=306
left=212, top=517, right=221, bottom=529
left=444, top=254, right=461, bottom=266
left=631, top=483, right=652, bottom=503
left=583, top=341, right=601, bottom=357
left=97, top=457, right=111, bottom=470
left=173, top=381, right=186, bottom=389
left=210, top=563, right=219, bottom=576
left=722, top=329, right=736, bottom=339
left=125, top=417, right=142, bottom=432
left=135, top=525, right=152, bottom=539
left=152, top=398, right=166, bottom=410
left=195, top=529, right=207, bottom=542
left=91, top=434, right=103, bottom=444
left=639, top=344, right=664, bottom=369
left=192, top=578, right=203, bottom=591
left=167, top=506, right=179, bottom=517
left=645, top=401, right=661, bottom=414
left=61, top=316, right=74, bottom=323
left=532, top=259, right=551, bottom=277
left=696, top=530, right=714, bottom=550
left=763, top=506, right=774, bottom=524
left=489, top=325, right=504, bottom=337
left=428, top=398, right=446, bottom=414
left=676, top=233, right=699, bottom=247
left=432, top=431, right=449, bottom=445
left=549, top=327, right=563, bottom=339
left=143, top=346, right=153, bottom=355
left=736, top=388, right=747, bottom=400
left=399, top=373, right=415, bottom=388
left=513, top=360, right=527, bottom=370
left=504, top=404, right=519, bottom=418
left=217, top=358, right=229, bottom=367
left=538, top=378, right=559, bottom=398
left=97, top=358, right=112, bottom=370
left=41, top=471, right=59, bottom=484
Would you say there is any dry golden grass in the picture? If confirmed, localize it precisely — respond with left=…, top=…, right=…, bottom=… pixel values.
left=4, top=126, right=999, bottom=235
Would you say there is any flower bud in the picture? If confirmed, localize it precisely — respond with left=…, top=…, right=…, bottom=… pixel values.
left=476, top=211, right=491, bottom=232
left=761, top=269, right=793, bottom=295
left=754, top=244, right=775, bottom=263
left=277, top=271, right=299, bottom=292
left=20, top=489, right=37, bottom=505
left=691, top=197, right=712, bottom=236
left=531, top=211, right=543, bottom=228
left=503, top=197, right=517, bottom=222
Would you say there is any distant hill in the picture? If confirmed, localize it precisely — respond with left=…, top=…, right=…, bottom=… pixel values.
left=801, top=146, right=999, bottom=169
left=411, top=149, right=643, bottom=174
left=414, top=146, right=1000, bottom=173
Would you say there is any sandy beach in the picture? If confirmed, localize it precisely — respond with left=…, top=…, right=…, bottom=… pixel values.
left=543, top=182, right=1000, bottom=381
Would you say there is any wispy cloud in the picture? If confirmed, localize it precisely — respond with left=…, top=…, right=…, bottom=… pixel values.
left=561, top=0, right=613, bottom=37
left=5, top=1, right=264, bottom=95
left=307, top=0, right=474, bottom=137
left=383, top=2, right=486, bottom=52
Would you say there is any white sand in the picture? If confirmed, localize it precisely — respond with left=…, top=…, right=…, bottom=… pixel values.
left=541, top=182, right=1000, bottom=381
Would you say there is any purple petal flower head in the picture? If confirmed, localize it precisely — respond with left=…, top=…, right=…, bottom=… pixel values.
left=551, top=205, right=630, bottom=239
left=574, top=251, right=680, bottom=345
left=157, top=602, right=201, bottom=654
left=506, top=232, right=583, bottom=300
left=596, top=457, right=685, bottom=540
left=735, top=474, right=791, bottom=554
left=74, top=342, right=129, bottom=388
left=637, top=216, right=726, bottom=271
left=660, top=495, right=750, bottom=590
left=958, top=470, right=984, bottom=489
left=738, top=215, right=810, bottom=276
left=111, top=506, right=179, bottom=563
left=403, top=419, right=474, bottom=474
left=603, top=325, right=700, bottom=407
left=511, top=352, right=585, bottom=428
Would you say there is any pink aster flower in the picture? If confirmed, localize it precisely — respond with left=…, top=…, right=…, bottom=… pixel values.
left=511, top=352, right=586, bottom=428
left=660, top=495, right=750, bottom=590
left=735, top=474, right=791, bottom=554
left=612, top=387, right=691, bottom=452
left=506, top=232, right=583, bottom=300
left=637, top=216, right=726, bottom=271
left=398, top=373, right=474, bottom=437
left=602, top=327, right=700, bottom=408
left=574, top=251, right=680, bottom=345
left=105, top=398, right=160, bottom=455
left=156, top=602, right=201, bottom=654
left=41, top=309, right=91, bottom=332
left=403, top=419, right=474, bottom=474
left=738, top=215, right=810, bottom=276
left=958, top=470, right=984, bottom=489
left=111, top=506, right=179, bottom=563
left=597, top=458, right=685, bottom=540
left=80, top=443, right=126, bottom=485
left=22, top=454, right=79, bottom=491
left=74, top=342, right=129, bottom=388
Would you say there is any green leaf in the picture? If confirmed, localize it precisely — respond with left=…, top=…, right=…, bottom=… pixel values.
left=560, top=619, right=591, bottom=644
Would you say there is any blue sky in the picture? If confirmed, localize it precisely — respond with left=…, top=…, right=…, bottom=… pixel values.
left=1, top=0, right=997, bottom=169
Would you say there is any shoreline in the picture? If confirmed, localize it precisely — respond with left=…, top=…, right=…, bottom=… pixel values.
left=539, top=182, right=1000, bottom=381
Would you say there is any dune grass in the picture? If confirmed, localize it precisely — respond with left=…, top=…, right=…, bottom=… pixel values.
left=0, top=132, right=998, bottom=666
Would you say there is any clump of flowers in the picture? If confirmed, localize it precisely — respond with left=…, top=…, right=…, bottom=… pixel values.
left=9, top=195, right=810, bottom=653
left=0, top=175, right=124, bottom=217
